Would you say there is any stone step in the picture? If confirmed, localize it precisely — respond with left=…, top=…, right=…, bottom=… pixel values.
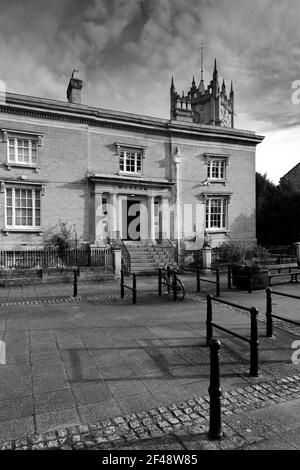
left=129, top=250, right=152, bottom=253
left=130, top=258, right=156, bottom=263
left=122, top=240, right=175, bottom=275
left=131, top=263, right=156, bottom=267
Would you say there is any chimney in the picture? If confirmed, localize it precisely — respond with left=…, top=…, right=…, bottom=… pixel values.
left=67, top=69, right=83, bottom=104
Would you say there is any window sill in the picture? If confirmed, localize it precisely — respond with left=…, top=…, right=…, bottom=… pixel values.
left=207, top=179, right=227, bottom=185
left=5, top=163, right=40, bottom=173
left=119, top=171, right=142, bottom=178
left=3, top=228, right=44, bottom=236
left=205, top=229, right=230, bottom=234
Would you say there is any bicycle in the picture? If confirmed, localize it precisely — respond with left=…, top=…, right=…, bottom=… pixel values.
left=161, top=263, right=185, bottom=300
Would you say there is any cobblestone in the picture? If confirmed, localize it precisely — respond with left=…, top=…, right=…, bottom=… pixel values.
left=1, top=344, right=300, bottom=450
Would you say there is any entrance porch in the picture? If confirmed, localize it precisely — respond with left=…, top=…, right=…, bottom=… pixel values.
left=89, top=174, right=174, bottom=246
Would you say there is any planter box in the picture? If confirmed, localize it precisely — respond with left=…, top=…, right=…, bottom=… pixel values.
left=231, top=265, right=269, bottom=291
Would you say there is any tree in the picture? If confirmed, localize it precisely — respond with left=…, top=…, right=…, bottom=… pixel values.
left=256, top=172, right=300, bottom=245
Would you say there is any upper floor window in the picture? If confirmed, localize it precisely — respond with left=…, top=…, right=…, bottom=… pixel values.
left=8, top=137, right=38, bottom=166
left=120, top=150, right=142, bottom=175
left=207, top=159, right=225, bottom=180
left=115, top=142, right=147, bottom=177
left=1, top=129, right=43, bottom=171
left=205, top=153, right=230, bottom=183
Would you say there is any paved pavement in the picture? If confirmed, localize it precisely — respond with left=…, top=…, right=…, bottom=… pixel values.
left=0, top=273, right=300, bottom=449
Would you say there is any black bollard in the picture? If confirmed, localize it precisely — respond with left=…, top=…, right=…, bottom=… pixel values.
left=227, top=265, right=232, bottom=290
left=208, top=338, right=223, bottom=440
left=73, top=269, right=78, bottom=297
left=120, top=270, right=124, bottom=299
left=248, top=272, right=253, bottom=294
left=197, top=266, right=200, bottom=292
left=266, top=288, right=273, bottom=337
left=172, top=271, right=177, bottom=301
left=216, top=268, right=220, bottom=297
left=206, top=294, right=213, bottom=346
left=158, top=268, right=162, bottom=296
left=249, top=307, right=259, bottom=377
left=132, top=273, right=137, bottom=305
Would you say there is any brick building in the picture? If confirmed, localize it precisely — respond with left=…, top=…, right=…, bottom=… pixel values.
left=0, top=61, right=264, bottom=267
left=281, top=163, right=300, bottom=191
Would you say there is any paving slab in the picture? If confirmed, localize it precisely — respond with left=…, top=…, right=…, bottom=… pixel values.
left=1, top=276, right=300, bottom=447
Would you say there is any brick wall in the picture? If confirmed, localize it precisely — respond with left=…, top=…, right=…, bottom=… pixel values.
left=0, top=110, right=259, bottom=249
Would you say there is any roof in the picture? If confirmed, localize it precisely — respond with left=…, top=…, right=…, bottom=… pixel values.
left=0, top=91, right=265, bottom=146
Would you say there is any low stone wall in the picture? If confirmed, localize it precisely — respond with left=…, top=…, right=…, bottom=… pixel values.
left=0, top=266, right=114, bottom=287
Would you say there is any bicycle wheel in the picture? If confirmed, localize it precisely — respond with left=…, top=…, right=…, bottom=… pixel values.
left=162, top=276, right=171, bottom=295
left=175, top=279, right=185, bottom=300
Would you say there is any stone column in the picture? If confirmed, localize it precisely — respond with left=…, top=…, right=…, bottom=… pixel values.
left=173, top=147, right=182, bottom=261
left=202, top=247, right=212, bottom=272
left=94, top=191, right=103, bottom=243
left=113, top=248, right=122, bottom=278
left=161, top=196, right=170, bottom=239
left=148, top=195, right=155, bottom=242
left=110, top=193, right=117, bottom=240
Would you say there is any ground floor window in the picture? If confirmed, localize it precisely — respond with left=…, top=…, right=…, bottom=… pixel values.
left=206, top=197, right=228, bottom=230
left=5, top=187, right=41, bottom=228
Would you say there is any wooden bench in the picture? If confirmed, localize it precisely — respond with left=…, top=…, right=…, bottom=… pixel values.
left=267, top=263, right=298, bottom=274
left=268, top=270, right=300, bottom=286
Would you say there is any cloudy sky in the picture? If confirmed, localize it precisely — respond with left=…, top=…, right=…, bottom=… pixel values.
left=0, top=0, right=299, bottom=183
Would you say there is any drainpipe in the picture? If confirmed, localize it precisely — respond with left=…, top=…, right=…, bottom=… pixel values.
left=173, top=147, right=182, bottom=263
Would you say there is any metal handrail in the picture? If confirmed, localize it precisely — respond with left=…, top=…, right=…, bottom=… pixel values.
left=266, top=288, right=300, bottom=337
left=156, top=233, right=176, bottom=259
left=120, top=270, right=137, bottom=304
left=206, top=294, right=259, bottom=377
left=197, top=266, right=220, bottom=297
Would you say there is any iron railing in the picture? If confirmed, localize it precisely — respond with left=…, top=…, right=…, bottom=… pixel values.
left=0, top=247, right=113, bottom=269
left=206, top=294, right=259, bottom=377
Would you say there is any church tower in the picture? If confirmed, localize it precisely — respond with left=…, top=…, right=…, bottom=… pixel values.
left=170, top=58, right=235, bottom=128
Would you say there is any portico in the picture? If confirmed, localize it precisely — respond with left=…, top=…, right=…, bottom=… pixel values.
left=89, top=174, right=173, bottom=245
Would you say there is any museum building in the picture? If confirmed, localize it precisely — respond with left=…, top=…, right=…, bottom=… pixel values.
left=0, top=60, right=264, bottom=268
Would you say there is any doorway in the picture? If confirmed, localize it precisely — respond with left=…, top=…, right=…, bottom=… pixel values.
left=126, top=200, right=141, bottom=241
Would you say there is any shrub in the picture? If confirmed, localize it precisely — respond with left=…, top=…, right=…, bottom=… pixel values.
left=45, top=220, right=78, bottom=259
left=213, top=242, right=269, bottom=267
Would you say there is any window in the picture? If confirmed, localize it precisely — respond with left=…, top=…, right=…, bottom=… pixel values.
left=5, top=187, right=41, bottom=229
left=207, top=159, right=225, bottom=180
left=119, top=150, right=142, bottom=175
left=206, top=197, right=227, bottom=230
left=205, top=154, right=229, bottom=183
left=115, top=142, right=147, bottom=176
left=8, top=137, right=38, bottom=166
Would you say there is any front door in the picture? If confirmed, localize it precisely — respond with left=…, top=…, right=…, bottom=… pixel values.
left=126, top=200, right=141, bottom=241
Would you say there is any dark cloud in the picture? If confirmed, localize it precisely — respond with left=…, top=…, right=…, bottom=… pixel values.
left=0, top=0, right=299, bottom=181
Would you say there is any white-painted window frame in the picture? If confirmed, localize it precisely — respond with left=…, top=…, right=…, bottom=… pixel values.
left=205, top=196, right=228, bottom=231
left=204, top=153, right=230, bottom=184
left=7, top=137, right=38, bottom=166
left=119, top=150, right=143, bottom=175
left=5, top=186, right=41, bottom=230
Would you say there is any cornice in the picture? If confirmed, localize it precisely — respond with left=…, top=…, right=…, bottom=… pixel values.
left=0, top=93, right=264, bottom=146
left=88, top=173, right=174, bottom=189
